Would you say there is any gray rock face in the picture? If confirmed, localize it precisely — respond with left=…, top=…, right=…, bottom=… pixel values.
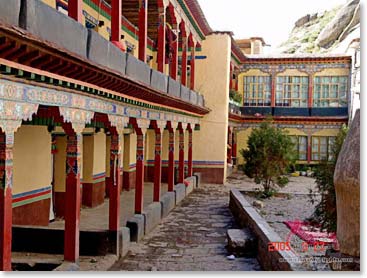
left=295, top=15, right=311, bottom=28
left=227, top=229, right=256, bottom=257
left=316, top=0, right=360, bottom=48
left=334, top=109, right=360, bottom=257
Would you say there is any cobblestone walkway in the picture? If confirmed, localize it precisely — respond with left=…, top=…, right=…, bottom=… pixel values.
left=110, top=184, right=261, bottom=271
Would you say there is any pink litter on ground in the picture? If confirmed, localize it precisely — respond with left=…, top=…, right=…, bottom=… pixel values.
left=284, top=220, right=337, bottom=245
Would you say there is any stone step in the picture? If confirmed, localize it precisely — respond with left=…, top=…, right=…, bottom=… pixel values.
left=226, top=228, right=257, bottom=257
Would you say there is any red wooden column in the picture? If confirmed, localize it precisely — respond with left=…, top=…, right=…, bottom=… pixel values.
left=157, top=2, right=166, bottom=73
left=68, top=0, right=83, bottom=23
left=63, top=127, right=82, bottom=262
left=178, top=123, right=186, bottom=183
left=170, top=38, right=178, bottom=80
left=110, top=0, right=126, bottom=51
left=0, top=131, right=14, bottom=271
left=187, top=124, right=193, bottom=177
left=308, top=73, right=314, bottom=108
left=307, top=135, right=312, bottom=164
left=232, top=130, right=237, bottom=165
left=108, top=131, right=122, bottom=231
left=227, top=127, right=232, bottom=164
left=138, top=0, right=148, bottom=62
left=271, top=72, right=276, bottom=107
left=181, top=37, right=188, bottom=86
left=152, top=121, right=165, bottom=202
left=188, top=36, right=195, bottom=90
left=130, top=119, right=148, bottom=214
left=229, top=63, right=233, bottom=90
left=167, top=122, right=177, bottom=191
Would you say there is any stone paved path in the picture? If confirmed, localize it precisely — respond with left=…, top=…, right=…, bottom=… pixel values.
left=110, top=184, right=261, bottom=271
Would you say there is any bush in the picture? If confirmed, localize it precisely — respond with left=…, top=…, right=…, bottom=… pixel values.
left=308, top=125, right=348, bottom=232
left=241, top=119, right=296, bottom=197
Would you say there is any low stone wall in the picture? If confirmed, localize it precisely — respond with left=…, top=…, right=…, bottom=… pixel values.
left=229, top=189, right=304, bottom=271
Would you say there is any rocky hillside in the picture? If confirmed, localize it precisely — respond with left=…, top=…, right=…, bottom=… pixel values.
left=276, top=0, right=360, bottom=54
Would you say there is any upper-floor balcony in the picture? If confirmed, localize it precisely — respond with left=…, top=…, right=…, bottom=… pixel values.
left=0, top=0, right=210, bottom=116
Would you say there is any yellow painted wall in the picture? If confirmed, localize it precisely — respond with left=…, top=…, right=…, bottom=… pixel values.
left=42, top=0, right=56, bottom=8
left=123, top=132, right=137, bottom=171
left=315, top=68, right=350, bottom=76
left=83, top=135, right=94, bottom=183
left=54, top=135, right=66, bottom=192
left=236, top=128, right=253, bottom=166
left=283, top=128, right=307, bottom=137
left=193, top=33, right=231, bottom=182
left=312, top=128, right=339, bottom=137
left=162, top=129, right=169, bottom=161
left=146, top=130, right=155, bottom=161
left=13, top=126, right=52, bottom=195
left=93, top=132, right=106, bottom=175
left=106, top=135, right=111, bottom=177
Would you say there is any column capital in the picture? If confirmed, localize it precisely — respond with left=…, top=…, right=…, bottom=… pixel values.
left=108, top=115, right=129, bottom=134
left=0, top=100, right=39, bottom=137
left=180, top=122, right=188, bottom=131
left=59, top=107, right=94, bottom=134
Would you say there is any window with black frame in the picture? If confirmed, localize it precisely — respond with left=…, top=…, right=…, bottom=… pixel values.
left=243, top=76, right=271, bottom=106
left=313, top=76, right=348, bottom=108
left=276, top=76, right=308, bottom=107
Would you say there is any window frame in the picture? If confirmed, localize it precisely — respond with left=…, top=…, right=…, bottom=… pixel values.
left=276, top=76, right=309, bottom=107
left=313, top=76, right=348, bottom=108
left=311, top=136, right=336, bottom=161
left=243, top=76, right=272, bottom=107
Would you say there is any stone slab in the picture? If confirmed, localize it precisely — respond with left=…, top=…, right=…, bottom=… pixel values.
left=126, top=54, right=151, bottom=85
left=160, top=192, right=176, bottom=218
left=151, top=69, right=168, bottom=93
left=120, top=227, right=130, bottom=258
left=193, top=172, right=202, bottom=188
left=0, top=0, right=20, bottom=26
left=180, top=85, right=190, bottom=102
left=87, top=29, right=126, bottom=76
left=185, top=176, right=196, bottom=195
left=189, top=90, right=198, bottom=105
left=197, top=94, right=204, bottom=107
left=174, top=183, right=186, bottom=205
left=168, top=77, right=181, bottom=98
left=143, top=202, right=162, bottom=235
left=227, top=228, right=257, bottom=257
left=126, top=214, right=145, bottom=242
left=21, top=0, right=88, bottom=58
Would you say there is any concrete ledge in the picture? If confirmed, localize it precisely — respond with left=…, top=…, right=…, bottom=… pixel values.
left=150, top=69, right=168, bottom=93
left=21, top=0, right=88, bottom=58
left=0, top=0, right=20, bottom=26
left=143, top=202, right=162, bottom=234
left=126, top=214, right=145, bottom=242
left=229, top=189, right=304, bottom=271
left=87, top=30, right=126, bottom=76
left=168, top=77, right=181, bottom=98
left=180, top=85, right=190, bottom=101
left=185, top=176, right=196, bottom=195
left=174, top=183, right=186, bottom=205
left=126, top=54, right=151, bottom=85
left=189, top=90, right=198, bottom=105
left=160, top=192, right=176, bottom=218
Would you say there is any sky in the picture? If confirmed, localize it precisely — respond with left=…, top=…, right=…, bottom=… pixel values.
left=197, top=0, right=348, bottom=51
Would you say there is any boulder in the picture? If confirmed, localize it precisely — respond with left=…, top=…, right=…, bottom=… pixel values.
left=227, top=229, right=257, bottom=257
left=334, top=109, right=360, bottom=257
left=316, top=0, right=360, bottom=48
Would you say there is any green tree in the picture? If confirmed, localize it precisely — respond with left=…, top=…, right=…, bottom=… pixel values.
left=309, top=125, right=348, bottom=232
left=241, top=120, right=296, bottom=197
